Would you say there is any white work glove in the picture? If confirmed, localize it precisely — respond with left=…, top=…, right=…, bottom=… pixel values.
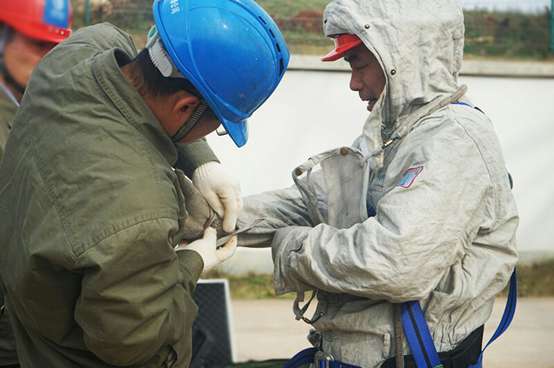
left=176, top=227, right=237, bottom=272
left=192, top=162, right=242, bottom=233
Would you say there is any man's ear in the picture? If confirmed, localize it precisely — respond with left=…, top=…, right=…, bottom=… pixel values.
left=172, top=90, right=200, bottom=124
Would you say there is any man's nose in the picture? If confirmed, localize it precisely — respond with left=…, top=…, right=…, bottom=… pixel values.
left=349, top=72, right=362, bottom=92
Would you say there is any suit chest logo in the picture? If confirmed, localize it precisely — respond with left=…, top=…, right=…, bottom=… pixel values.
left=398, top=166, right=423, bottom=188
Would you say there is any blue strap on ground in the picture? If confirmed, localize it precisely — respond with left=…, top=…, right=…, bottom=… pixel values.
left=468, top=270, right=518, bottom=368
left=403, top=270, right=517, bottom=368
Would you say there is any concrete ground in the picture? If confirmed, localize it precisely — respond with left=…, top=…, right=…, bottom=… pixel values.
left=230, top=298, right=554, bottom=367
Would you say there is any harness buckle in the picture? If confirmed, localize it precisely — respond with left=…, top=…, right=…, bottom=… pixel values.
left=314, top=350, right=335, bottom=368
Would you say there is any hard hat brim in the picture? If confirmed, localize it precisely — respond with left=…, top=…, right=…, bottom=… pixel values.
left=221, top=118, right=248, bottom=148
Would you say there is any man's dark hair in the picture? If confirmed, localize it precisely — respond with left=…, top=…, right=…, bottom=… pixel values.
left=134, top=48, right=201, bottom=98
left=0, top=25, right=13, bottom=54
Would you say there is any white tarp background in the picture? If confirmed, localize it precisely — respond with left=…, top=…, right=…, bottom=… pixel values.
left=207, top=71, right=554, bottom=275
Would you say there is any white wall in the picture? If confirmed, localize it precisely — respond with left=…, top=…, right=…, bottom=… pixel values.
left=206, top=71, right=554, bottom=274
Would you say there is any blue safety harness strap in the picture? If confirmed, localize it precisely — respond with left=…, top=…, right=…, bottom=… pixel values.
left=326, top=361, right=361, bottom=368
left=468, top=270, right=518, bottom=368
left=283, top=347, right=362, bottom=368
left=283, top=348, right=318, bottom=368
left=401, top=302, right=443, bottom=368
left=451, top=101, right=473, bottom=108
left=451, top=101, right=485, bottom=114
left=403, top=270, right=517, bottom=368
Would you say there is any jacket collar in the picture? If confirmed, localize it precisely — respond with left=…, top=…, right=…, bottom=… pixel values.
left=0, top=85, right=17, bottom=130
left=92, top=48, right=177, bottom=165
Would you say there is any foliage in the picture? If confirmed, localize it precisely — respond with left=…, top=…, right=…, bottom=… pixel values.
left=515, top=259, right=554, bottom=297
left=70, top=0, right=552, bottom=59
left=206, top=259, right=554, bottom=300
left=464, top=10, right=552, bottom=59
left=204, top=271, right=294, bottom=300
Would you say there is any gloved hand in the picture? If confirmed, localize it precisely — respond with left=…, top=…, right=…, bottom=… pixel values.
left=192, top=162, right=242, bottom=233
left=176, top=227, right=237, bottom=272
left=175, top=171, right=223, bottom=240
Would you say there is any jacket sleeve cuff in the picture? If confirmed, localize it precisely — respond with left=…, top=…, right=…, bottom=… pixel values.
left=271, top=226, right=312, bottom=295
left=176, top=250, right=204, bottom=293
left=174, top=139, right=220, bottom=177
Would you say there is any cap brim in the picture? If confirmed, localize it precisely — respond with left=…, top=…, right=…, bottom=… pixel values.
left=321, top=39, right=363, bottom=62
left=221, top=118, right=248, bottom=148
left=321, top=49, right=349, bottom=62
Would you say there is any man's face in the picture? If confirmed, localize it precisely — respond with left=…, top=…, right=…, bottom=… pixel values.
left=179, top=109, right=221, bottom=144
left=345, top=45, right=386, bottom=112
left=3, top=31, right=57, bottom=87
left=147, top=91, right=221, bottom=144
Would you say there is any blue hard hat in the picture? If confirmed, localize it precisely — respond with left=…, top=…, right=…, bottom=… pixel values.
left=152, top=0, right=290, bottom=147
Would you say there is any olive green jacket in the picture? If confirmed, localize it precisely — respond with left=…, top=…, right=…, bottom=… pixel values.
left=0, top=84, right=18, bottom=367
left=0, top=23, right=219, bottom=368
left=0, top=88, right=16, bottom=162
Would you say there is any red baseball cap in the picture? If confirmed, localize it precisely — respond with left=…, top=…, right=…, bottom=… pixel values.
left=321, top=34, right=363, bottom=62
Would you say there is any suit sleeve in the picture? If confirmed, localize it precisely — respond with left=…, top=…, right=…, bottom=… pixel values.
left=236, top=185, right=315, bottom=248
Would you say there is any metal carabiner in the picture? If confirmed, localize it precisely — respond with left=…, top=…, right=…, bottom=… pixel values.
left=293, top=290, right=325, bottom=325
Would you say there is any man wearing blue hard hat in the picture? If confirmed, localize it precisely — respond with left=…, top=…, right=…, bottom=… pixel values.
left=0, top=0, right=288, bottom=367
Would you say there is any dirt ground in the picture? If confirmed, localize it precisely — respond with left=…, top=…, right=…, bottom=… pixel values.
left=230, top=298, right=554, bottom=367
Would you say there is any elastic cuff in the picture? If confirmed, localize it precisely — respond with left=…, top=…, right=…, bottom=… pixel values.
left=175, top=139, right=219, bottom=177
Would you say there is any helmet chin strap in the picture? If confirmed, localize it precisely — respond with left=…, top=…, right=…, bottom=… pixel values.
left=171, top=102, right=208, bottom=143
